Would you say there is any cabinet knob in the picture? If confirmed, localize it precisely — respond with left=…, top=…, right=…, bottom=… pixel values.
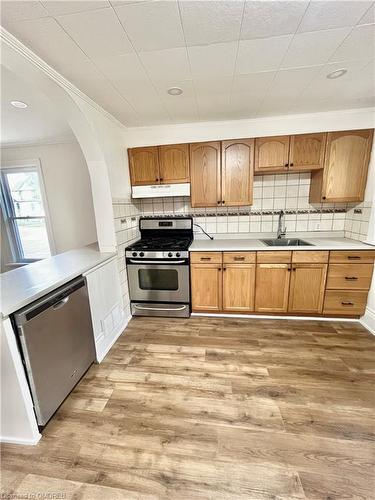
left=322, top=196, right=326, bottom=200
left=218, top=267, right=222, bottom=271
left=160, top=177, right=164, bottom=181
left=284, top=163, right=289, bottom=167
left=342, top=302, right=354, bottom=306
left=155, top=178, right=159, bottom=181
left=290, top=163, right=294, bottom=166
left=222, top=200, right=225, bottom=204
left=217, top=201, right=221, bottom=205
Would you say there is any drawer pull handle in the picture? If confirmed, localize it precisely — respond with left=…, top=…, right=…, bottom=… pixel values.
left=345, top=276, right=358, bottom=280
left=201, top=257, right=211, bottom=261
left=348, top=256, right=360, bottom=260
left=234, top=257, right=245, bottom=261
left=341, top=301, right=354, bottom=306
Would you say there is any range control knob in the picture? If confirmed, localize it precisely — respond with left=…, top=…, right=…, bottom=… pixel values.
left=176, top=252, right=181, bottom=257
left=132, top=252, right=137, bottom=257
left=139, top=252, right=145, bottom=257
left=168, top=252, right=173, bottom=257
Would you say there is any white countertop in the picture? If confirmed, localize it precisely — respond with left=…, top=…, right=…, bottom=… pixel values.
left=1, top=243, right=116, bottom=317
left=189, top=236, right=375, bottom=252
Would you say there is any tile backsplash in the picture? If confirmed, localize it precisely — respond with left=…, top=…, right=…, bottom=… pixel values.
left=138, top=173, right=354, bottom=235
left=344, top=202, right=372, bottom=241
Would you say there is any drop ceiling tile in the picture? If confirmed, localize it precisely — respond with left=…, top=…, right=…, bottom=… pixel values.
left=281, top=27, right=351, bottom=69
left=241, top=1, right=308, bottom=40
left=330, top=24, right=375, bottom=61
left=188, top=42, right=237, bottom=77
left=94, top=52, right=147, bottom=83
left=236, top=35, right=292, bottom=74
left=194, top=76, right=233, bottom=97
left=139, top=47, right=191, bottom=82
left=1, top=1, right=48, bottom=25
left=358, top=3, right=375, bottom=25
left=57, top=7, right=133, bottom=59
left=4, top=17, right=98, bottom=78
left=114, top=0, right=185, bottom=51
left=297, top=1, right=372, bottom=33
left=41, top=1, right=109, bottom=16
left=179, top=1, right=244, bottom=46
left=267, top=66, right=322, bottom=100
left=232, top=71, right=275, bottom=94
left=300, top=58, right=373, bottom=100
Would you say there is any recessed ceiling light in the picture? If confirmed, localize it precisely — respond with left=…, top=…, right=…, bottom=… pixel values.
left=167, top=87, right=183, bottom=96
left=326, top=68, right=347, bottom=80
left=10, top=100, right=28, bottom=108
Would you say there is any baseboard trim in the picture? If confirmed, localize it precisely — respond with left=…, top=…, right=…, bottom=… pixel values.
left=360, top=307, right=375, bottom=336
left=191, top=313, right=360, bottom=322
left=0, top=434, right=41, bottom=446
left=96, top=314, right=131, bottom=363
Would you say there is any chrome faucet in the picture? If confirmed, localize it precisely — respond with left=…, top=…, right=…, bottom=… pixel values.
left=277, top=210, right=286, bottom=239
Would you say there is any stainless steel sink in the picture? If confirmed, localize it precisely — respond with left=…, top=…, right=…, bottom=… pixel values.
left=261, top=238, right=314, bottom=247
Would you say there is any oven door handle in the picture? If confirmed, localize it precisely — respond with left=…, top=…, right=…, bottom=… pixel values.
left=129, top=259, right=187, bottom=264
left=134, top=304, right=188, bottom=312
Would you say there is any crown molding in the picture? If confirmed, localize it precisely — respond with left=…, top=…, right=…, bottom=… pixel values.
left=0, top=27, right=126, bottom=131
left=0, top=134, right=78, bottom=149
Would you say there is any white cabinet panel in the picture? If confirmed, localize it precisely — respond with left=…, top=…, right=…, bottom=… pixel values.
left=85, top=257, right=126, bottom=362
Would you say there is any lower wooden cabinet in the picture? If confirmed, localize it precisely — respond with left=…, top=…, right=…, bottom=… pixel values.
left=288, top=263, right=327, bottom=314
left=223, top=264, right=255, bottom=312
left=255, top=264, right=291, bottom=313
left=190, top=250, right=374, bottom=317
left=191, top=264, right=222, bottom=312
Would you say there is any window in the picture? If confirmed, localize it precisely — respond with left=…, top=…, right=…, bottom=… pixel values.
left=1, top=161, right=54, bottom=263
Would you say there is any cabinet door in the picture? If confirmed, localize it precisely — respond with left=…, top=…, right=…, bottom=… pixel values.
left=221, top=139, right=254, bottom=206
left=128, top=146, right=160, bottom=185
left=255, top=264, right=290, bottom=312
left=223, top=264, right=255, bottom=312
left=254, top=136, right=290, bottom=173
left=288, top=264, right=327, bottom=314
left=289, top=133, right=326, bottom=171
left=191, top=264, right=222, bottom=312
left=190, top=142, right=221, bottom=207
left=159, top=144, right=190, bottom=184
left=310, top=129, right=373, bottom=203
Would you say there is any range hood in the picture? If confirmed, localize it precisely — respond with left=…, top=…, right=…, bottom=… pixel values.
left=132, top=183, right=190, bottom=199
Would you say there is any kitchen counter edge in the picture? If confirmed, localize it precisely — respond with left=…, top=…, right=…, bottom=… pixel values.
left=1, top=243, right=116, bottom=318
left=189, top=237, right=375, bottom=252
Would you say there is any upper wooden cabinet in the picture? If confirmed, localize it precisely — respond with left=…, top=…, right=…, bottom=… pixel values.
left=221, top=139, right=254, bottom=206
left=158, top=144, right=189, bottom=184
left=190, top=142, right=221, bottom=207
left=289, top=133, right=326, bottom=171
left=309, top=129, right=373, bottom=203
left=128, top=146, right=160, bottom=185
left=254, top=136, right=290, bottom=173
left=128, top=143, right=190, bottom=186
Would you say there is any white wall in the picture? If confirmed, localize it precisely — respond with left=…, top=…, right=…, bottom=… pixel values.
left=1, top=141, right=97, bottom=264
left=123, top=107, right=375, bottom=147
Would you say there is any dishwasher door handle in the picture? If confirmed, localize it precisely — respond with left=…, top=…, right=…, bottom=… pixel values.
left=52, top=296, right=70, bottom=310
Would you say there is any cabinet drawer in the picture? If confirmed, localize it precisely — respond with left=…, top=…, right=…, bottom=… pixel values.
left=190, top=252, right=222, bottom=264
left=223, top=252, right=256, bottom=264
left=326, top=264, right=374, bottom=290
left=323, top=290, right=368, bottom=316
left=329, top=250, right=375, bottom=263
left=292, top=251, right=329, bottom=263
left=257, top=251, right=291, bottom=263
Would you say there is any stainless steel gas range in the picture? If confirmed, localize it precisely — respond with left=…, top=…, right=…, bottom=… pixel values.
left=125, top=217, right=193, bottom=317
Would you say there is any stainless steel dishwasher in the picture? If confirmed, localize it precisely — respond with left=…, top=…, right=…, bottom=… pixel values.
left=13, top=276, right=96, bottom=426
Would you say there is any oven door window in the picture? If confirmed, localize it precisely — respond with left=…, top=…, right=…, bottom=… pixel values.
left=138, top=268, right=179, bottom=291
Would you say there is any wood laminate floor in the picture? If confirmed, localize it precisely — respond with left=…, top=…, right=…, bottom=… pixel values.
left=2, top=317, right=375, bottom=499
